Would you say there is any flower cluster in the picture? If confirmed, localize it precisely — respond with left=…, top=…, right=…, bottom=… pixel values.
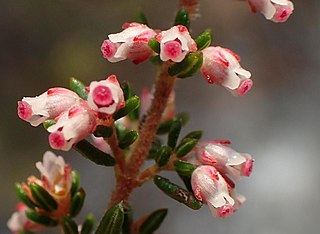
left=8, top=152, right=72, bottom=233
left=101, top=23, right=253, bottom=96
left=18, top=75, right=125, bottom=151
left=188, top=140, right=253, bottom=218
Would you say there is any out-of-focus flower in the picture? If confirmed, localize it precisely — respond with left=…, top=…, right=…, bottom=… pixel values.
left=140, top=88, right=175, bottom=123
left=196, top=141, right=254, bottom=179
left=87, top=75, right=125, bottom=115
left=156, top=25, right=197, bottom=62
left=247, top=0, right=294, bottom=23
left=7, top=203, right=45, bottom=234
left=201, top=46, right=252, bottom=96
left=23, top=151, right=72, bottom=219
left=191, top=165, right=235, bottom=218
left=17, top=88, right=80, bottom=127
left=48, top=102, right=97, bottom=151
left=91, top=135, right=112, bottom=154
left=101, top=22, right=157, bottom=64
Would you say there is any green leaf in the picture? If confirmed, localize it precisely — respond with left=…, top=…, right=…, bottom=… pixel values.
left=167, top=120, right=182, bottom=149
left=157, top=113, right=189, bottom=135
left=195, top=31, right=212, bottom=51
left=113, top=96, right=140, bottom=120
left=43, top=120, right=56, bottom=130
left=15, top=183, right=35, bottom=209
left=157, top=119, right=174, bottom=135
left=71, top=170, right=80, bottom=196
left=80, top=214, right=96, bottom=234
left=122, top=204, right=133, bottom=234
left=148, top=38, right=160, bottom=54
left=149, top=55, right=163, bottom=65
left=175, top=112, right=189, bottom=126
left=95, top=201, right=125, bottom=234
left=62, top=217, right=79, bottom=234
left=118, top=130, right=139, bottom=149
left=147, top=139, right=162, bottom=159
left=30, top=183, right=58, bottom=212
left=70, top=77, right=88, bottom=100
left=93, top=125, right=113, bottom=138
left=120, top=81, right=134, bottom=100
left=182, top=130, right=203, bottom=140
left=174, top=160, right=197, bottom=177
left=174, top=8, right=190, bottom=29
left=155, top=146, right=172, bottom=167
left=70, top=188, right=86, bottom=217
left=153, top=176, right=202, bottom=210
left=74, top=140, right=115, bottom=166
left=168, top=52, right=203, bottom=78
left=134, top=9, right=149, bottom=26
left=25, top=210, right=58, bottom=226
left=175, top=138, right=198, bottom=158
left=115, top=122, right=129, bottom=140
left=139, top=209, right=168, bottom=234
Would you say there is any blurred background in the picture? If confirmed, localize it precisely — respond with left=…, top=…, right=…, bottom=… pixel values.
left=1, top=0, right=319, bottom=233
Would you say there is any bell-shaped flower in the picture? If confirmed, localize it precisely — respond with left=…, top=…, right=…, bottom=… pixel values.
left=22, top=151, right=72, bottom=220
left=47, top=102, right=97, bottom=151
left=191, top=165, right=235, bottom=218
left=140, top=87, right=175, bottom=123
left=87, top=75, right=125, bottom=115
left=196, top=141, right=254, bottom=179
left=156, top=25, right=197, bottom=62
left=17, top=88, right=80, bottom=127
left=101, top=22, right=157, bottom=64
left=247, top=0, right=294, bottom=23
left=7, top=203, right=45, bottom=234
left=201, top=46, right=253, bottom=96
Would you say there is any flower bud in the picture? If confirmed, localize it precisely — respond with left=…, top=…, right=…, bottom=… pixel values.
left=196, top=141, right=254, bottom=179
left=156, top=25, right=197, bottom=62
left=101, top=22, right=157, bottom=64
left=201, top=46, right=253, bottom=96
left=18, top=88, right=80, bottom=126
left=191, top=165, right=235, bottom=218
left=87, top=75, right=125, bottom=115
left=247, top=0, right=294, bottom=23
left=47, top=102, right=97, bottom=151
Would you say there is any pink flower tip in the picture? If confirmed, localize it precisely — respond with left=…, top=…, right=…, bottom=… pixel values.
left=17, top=101, right=32, bottom=121
left=241, top=158, right=254, bottom=177
left=101, top=40, right=117, bottom=59
left=49, top=132, right=66, bottom=150
left=163, top=41, right=183, bottom=60
left=92, top=85, right=114, bottom=107
left=237, top=79, right=253, bottom=96
left=217, top=204, right=234, bottom=218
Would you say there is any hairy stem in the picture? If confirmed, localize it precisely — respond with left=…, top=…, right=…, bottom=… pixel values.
left=108, top=63, right=176, bottom=206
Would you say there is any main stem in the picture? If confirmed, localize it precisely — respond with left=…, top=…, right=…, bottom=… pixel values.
left=108, top=63, right=176, bottom=207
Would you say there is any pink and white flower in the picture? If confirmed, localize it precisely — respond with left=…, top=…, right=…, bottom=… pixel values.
left=196, top=141, right=254, bottom=179
left=247, top=0, right=294, bottom=23
left=47, top=102, right=97, bottom=151
left=21, top=151, right=72, bottom=220
left=101, top=22, right=157, bottom=64
left=17, top=88, right=80, bottom=126
left=201, top=46, right=253, bottom=96
left=7, top=203, right=45, bottom=234
left=156, top=25, right=197, bottom=62
left=191, top=165, right=235, bottom=218
left=87, top=75, right=125, bottom=115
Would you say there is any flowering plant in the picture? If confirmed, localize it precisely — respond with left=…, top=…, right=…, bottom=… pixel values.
left=8, top=0, right=294, bottom=233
